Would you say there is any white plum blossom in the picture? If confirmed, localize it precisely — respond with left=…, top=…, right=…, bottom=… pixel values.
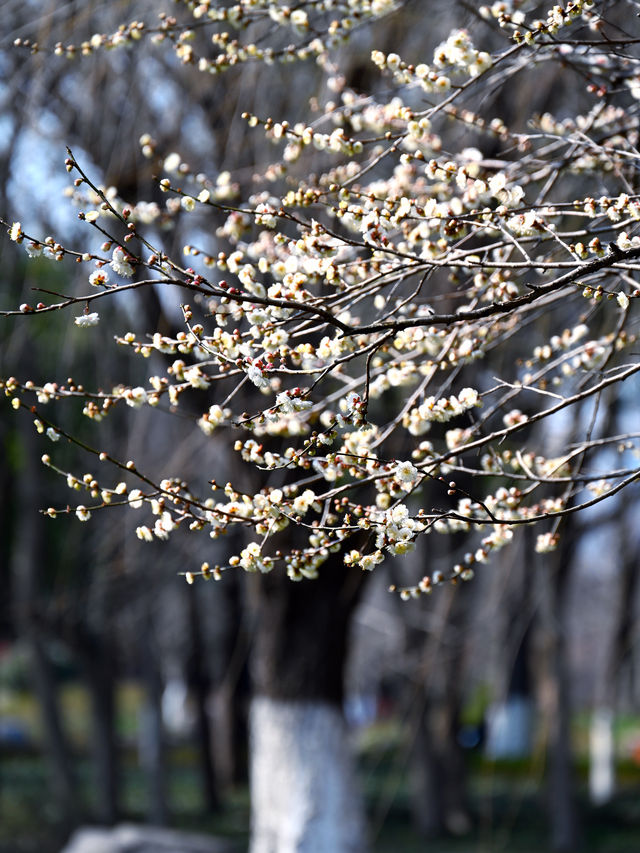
left=75, top=312, right=100, bottom=327
left=255, top=203, right=278, bottom=228
left=403, top=387, right=481, bottom=436
left=393, top=460, right=420, bottom=489
left=536, top=532, right=559, bottom=553
left=502, top=409, right=528, bottom=427
left=154, top=511, right=176, bottom=540
left=275, top=390, right=312, bottom=414
left=9, top=222, right=23, bottom=242
left=136, top=525, right=153, bottom=542
left=198, top=404, right=230, bottom=435
left=292, top=489, right=317, bottom=515
left=110, top=246, right=134, bottom=278
left=617, top=292, right=630, bottom=310
left=25, top=241, right=43, bottom=258
left=359, top=550, right=385, bottom=571
left=247, top=364, right=269, bottom=388
left=446, top=427, right=473, bottom=451
left=128, top=489, right=144, bottom=509
left=7, top=3, right=638, bottom=594
left=183, top=365, right=210, bottom=389
left=373, top=503, right=426, bottom=557
left=163, top=152, right=181, bottom=173
left=89, top=269, right=109, bottom=287
left=123, top=386, right=148, bottom=407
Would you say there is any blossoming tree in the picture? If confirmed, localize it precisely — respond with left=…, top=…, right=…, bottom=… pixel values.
left=3, top=0, right=640, bottom=849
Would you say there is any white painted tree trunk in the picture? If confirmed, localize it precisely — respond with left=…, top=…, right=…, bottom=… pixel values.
left=249, top=697, right=368, bottom=853
left=589, top=707, right=615, bottom=805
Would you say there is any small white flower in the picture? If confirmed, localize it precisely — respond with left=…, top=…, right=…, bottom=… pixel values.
left=25, top=241, right=42, bottom=258
left=344, top=392, right=361, bottom=414
left=110, top=246, right=134, bottom=278
left=292, top=489, right=316, bottom=515
left=388, top=540, right=415, bottom=556
left=360, top=554, right=376, bottom=571
left=458, top=387, right=480, bottom=408
left=124, top=386, right=148, bottom=407
left=128, top=489, right=144, bottom=509
left=247, top=364, right=269, bottom=388
left=163, top=152, right=181, bottom=173
left=255, top=203, right=277, bottom=228
left=290, top=9, right=308, bottom=28
left=153, top=511, right=175, bottom=540
left=9, top=222, right=23, bottom=242
left=89, top=269, right=109, bottom=287
left=387, top=504, right=406, bottom=523
left=503, top=409, right=527, bottom=427
left=183, top=365, right=210, bottom=389
left=394, top=460, right=419, bottom=488
left=181, top=195, right=196, bottom=212
left=76, top=505, right=91, bottom=522
left=136, top=525, right=154, bottom=542
left=75, top=312, right=100, bottom=327
left=535, top=532, right=559, bottom=553
left=46, top=428, right=60, bottom=442
left=617, top=291, right=630, bottom=310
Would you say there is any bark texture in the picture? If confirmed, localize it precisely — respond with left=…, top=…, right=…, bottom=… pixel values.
left=537, top=534, right=579, bottom=853
left=248, top=558, right=368, bottom=853
left=250, top=698, right=367, bottom=853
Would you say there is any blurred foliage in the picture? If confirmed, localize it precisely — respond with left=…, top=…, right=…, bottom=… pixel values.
left=2, top=722, right=640, bottom=853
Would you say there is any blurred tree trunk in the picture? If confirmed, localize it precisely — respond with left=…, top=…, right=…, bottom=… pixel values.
left=406, top=581, right=471, bottom=839
left=409, top=703, right=444, bottom=838
left=537, top=529, right=579, bottom=853
left=410, top=694, right=470, bottom=838
left=212, top=570, right=250, bottom=790
left=248, top=557, right=368, bottom=853
left=590, top=507, right=640, bottom=805
left=588, top=708, right=614, bottom=807
left=72, top=627, right=119, bottom=823
left=139, top=608, right=169, bottom=825
left=487, top=534, right=534, bottom=761
left=186, top=585, right=220, bottom=813
left=10, top=394, right=78, bottom=824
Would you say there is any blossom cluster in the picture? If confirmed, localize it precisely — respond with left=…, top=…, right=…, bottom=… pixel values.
left=4, top=2, right=640, bottom=594
left=403, top=388, right=481, bottom=437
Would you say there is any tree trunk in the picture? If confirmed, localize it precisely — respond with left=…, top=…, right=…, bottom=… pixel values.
left=28, top=633, right=79, bottom=822
left=73, top=628, right=119, bottom=823
left=405, top=581, right=471, bottom=839
left=589, top=708, right=614, bottom=806
left=409, top=702, right=445, bottom=838
left=248, top=557, right=368, bottom=853
left=10, top=411, right=78, bottom=824
left=186, top=585, right=220, bottom=813
left=537, top=535, right=579, bottom=853
left=212, top=570, right=250, bottom=789
left=250, top=698, right=367, bottom=853
left=589, top=507, right=640, bottom=805
left=139, top=611, right=169, bottom=825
